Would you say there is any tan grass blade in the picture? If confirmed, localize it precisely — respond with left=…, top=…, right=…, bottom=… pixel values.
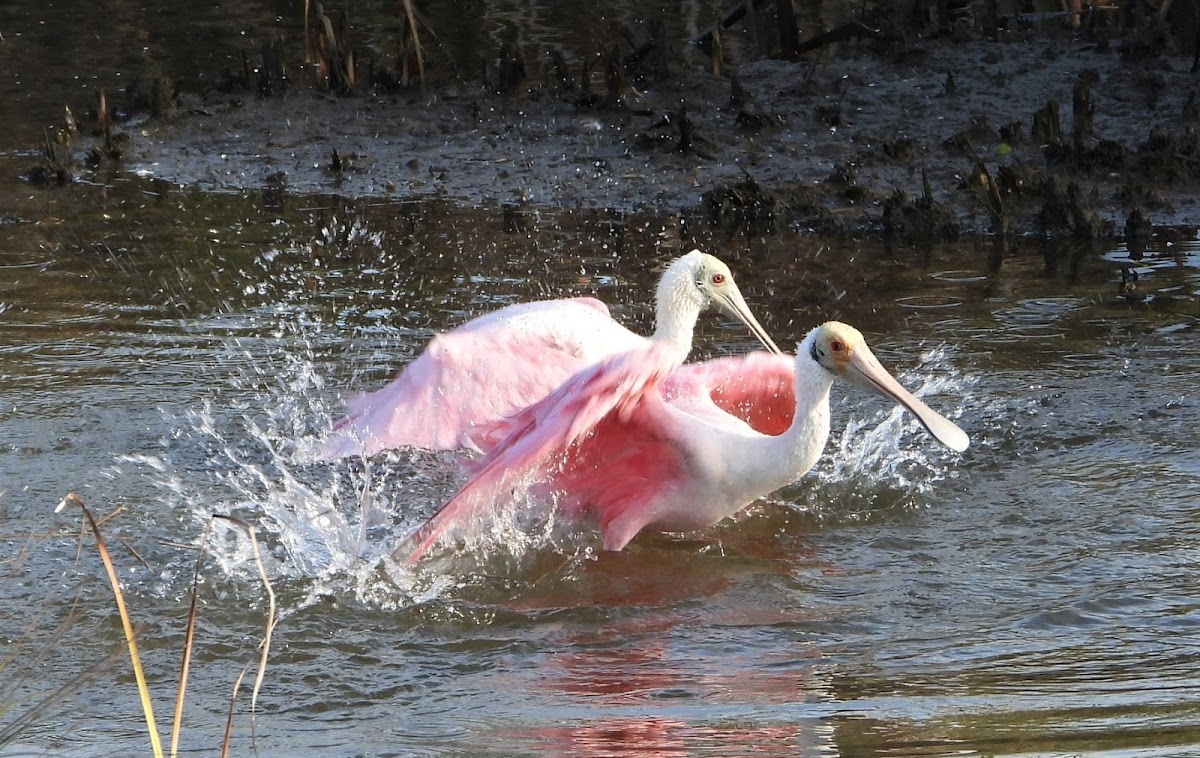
left=246, top=524, right=276, bottom=720
left=55, top=493, right=164, bottom=758
left=212, top=515, right=276, bottom=748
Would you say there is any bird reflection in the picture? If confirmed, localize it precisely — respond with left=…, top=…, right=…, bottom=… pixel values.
left=521, top=717, right=817, bottom=758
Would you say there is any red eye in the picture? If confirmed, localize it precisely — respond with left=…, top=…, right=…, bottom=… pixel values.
left=711, top=273, right=726, bottom=285
left=830, top=340, right=845, bottom=352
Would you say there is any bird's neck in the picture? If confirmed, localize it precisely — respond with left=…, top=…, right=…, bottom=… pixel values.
left=650, top=286, right=701, bottom=350
left=734, top=344, right=835, bottom=494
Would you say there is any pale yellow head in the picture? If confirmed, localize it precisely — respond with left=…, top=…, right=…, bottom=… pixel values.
left=807, top=321, right=866, bottom=374
left=806, top=321, right=970, bottom=453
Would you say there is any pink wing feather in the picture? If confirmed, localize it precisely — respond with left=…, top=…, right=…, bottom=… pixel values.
left=550, top=351, right=797, bottom=550
left=312, top=297, right=623, bottom=459
left=546, top=394, right=684, bottom=550
left=665, top=352, right=796, bottom=435
left=404, top=349, right=799, bottom=560
left=398, top=340, right=688, bottom=563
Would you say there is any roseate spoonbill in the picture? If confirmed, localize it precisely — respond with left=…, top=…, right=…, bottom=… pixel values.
left=313, top=250, right=781, bottom=459
left=399, top=321, right=968, bottom=562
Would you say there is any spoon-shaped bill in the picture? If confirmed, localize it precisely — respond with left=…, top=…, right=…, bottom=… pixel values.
left=712, top=285, right=783, bottom=356
left=844, top=346, right=970, bottom=453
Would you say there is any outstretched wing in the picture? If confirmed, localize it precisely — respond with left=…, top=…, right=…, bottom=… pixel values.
left=553, top=351, right=798, bottom=550
left=311, top=297, right=632, bottom=458
left=397, top=340, right=689, bottom=563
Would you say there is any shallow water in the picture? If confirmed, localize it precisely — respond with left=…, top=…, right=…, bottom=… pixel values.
left=5, top=0, right=1200, bottom=754
left=2, top=152, right=1200, bottom=757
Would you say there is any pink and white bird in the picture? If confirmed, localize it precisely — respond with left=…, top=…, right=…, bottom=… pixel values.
left=399, top=321, right=969, bottom=562
left=313, top=250, right=780, bottom=459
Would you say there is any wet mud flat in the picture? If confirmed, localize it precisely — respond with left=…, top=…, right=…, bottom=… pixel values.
left=30, top=12, right=1200, bottom=242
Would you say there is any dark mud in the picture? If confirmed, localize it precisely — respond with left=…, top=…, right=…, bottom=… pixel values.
left=29, top=16, right=1200, bottom=240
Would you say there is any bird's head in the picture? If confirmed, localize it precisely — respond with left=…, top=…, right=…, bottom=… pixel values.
left=807, top=321, right=864, bottom=375
left=656, top=250, right=781, bottom=355
left=805, top=321, right=970, bottom=453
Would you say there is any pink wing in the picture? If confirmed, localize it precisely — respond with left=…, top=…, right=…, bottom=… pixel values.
left=544, top=393, right=686, bottom=550
left=665, top=352, right=796, bottom=435
left=398, top=340, right=688, bottom=563
left=551, top=351, right=798, bottom=550
left=312, top=297, right=626, bottom=459
left=405, top=349, right=799, bottom=560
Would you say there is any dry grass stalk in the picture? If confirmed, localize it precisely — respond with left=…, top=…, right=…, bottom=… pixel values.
left=169, top=518, right=214, bottom=758
left=221, top=664, right=250, bottom=758
left=2, top=504, right=127, bottom=543
left=48, top=497, right=277, bottom=755
left=55, top=492, right=164, bottom=758
left=399, top=0, right=426, bottom=89
left=212, top=515, right=276, bottom=746
left=304, top=0, right=313, bottom=63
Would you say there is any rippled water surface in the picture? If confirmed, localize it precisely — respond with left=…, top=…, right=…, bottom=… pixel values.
left=3, top=0, right=1200, bottom=752
left=2, top=162, right=1199, bottom=757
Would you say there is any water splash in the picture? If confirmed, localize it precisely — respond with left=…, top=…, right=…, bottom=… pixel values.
left=134, top=331, right=588, bottom=611
left=113, top=303, right=465, bottom=611
left=95, top=210, right=517, bottom=607
left=221, top=375, right=463, bottom=599
left=798, top=345, right=975, bottom=519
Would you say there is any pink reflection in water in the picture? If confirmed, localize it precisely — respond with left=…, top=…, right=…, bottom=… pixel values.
left=522, top=717, right=824, bottom=757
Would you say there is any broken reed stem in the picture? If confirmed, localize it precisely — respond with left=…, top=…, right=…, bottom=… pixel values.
left=304, top=0, right=312, bottom=63
left=169, top=518, right=214, bottom=758
left=221, top=665, right=250, bottom=758
left=247, top=526, right=275, bottom=720
left=2, top=505, right=125, bottom=543
left=55, top=493, right=164, bottom=758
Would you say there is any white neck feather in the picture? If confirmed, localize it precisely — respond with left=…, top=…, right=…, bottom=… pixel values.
left=733, top=331, right=836, bottom=495
left=650, top=251, right=705, bottom=349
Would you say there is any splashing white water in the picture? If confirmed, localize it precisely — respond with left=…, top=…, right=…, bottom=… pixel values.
left=800, top=345, right=974, bottom=518
left=117, top=311, right=463, bottom=609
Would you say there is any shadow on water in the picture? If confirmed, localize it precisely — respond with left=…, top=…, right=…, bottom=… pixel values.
left=3, top=101, right=1200, bottom=758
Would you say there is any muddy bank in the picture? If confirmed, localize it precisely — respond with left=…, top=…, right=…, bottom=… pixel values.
left=33, top=23, right=1200, bottom=241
